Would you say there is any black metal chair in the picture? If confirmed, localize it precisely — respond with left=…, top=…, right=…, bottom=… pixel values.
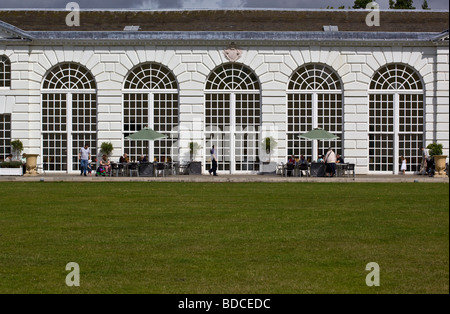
left=155, top=162, right=167, bottom=177
left=346, top=163, right=355, bottom=177
left=111, top=163, right=121, bottom=177
left=298, top=163, right=309, bottom=177
left=128, top=163, right=139, bottom=177
left=285, top=163, right=295, bottom=177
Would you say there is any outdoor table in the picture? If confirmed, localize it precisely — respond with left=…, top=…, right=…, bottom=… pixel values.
left=309, top=162, right=326, bottom=177
left=138, top=162, right=154, bottom=177
left=115, top=162, right=133, bottom=176
left=336, top=163, right=348, bottom=177
left=188, top=161, right=202, bottom=175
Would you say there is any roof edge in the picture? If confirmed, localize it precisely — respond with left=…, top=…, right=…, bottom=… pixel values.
left=0, top=20, right=32, bottom=40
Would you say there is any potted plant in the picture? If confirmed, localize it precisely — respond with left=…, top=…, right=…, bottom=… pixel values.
left=0, top=161, right=23, bottom=176
left=427, top=143, right=448, bottom=177
left=189, top=142, right=202, bottom=161
left=100, top=142, right=114, bottom=157
left=261, top=136, right=277, bottom=162
left=11, top=139, right=23, bottom=160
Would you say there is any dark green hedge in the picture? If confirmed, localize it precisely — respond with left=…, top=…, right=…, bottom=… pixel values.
left=0, top=161, right=23, bottom=168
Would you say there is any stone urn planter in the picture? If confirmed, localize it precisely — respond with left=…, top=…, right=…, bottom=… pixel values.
left=24, top=154, right=39, bottom=176
left=433, top=155, right=448, bottom=178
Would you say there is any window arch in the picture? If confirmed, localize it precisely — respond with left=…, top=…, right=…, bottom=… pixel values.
left=287, top=64, right=343, bottom=162
left=205, top=63, right=261, bottom=173
left=206, top=63, right=260, bottom=91
left=123, top=63, right=179, bottom=162
left=288, top=64, right=341, bottom=91
left=370, top=64, right=423, bottom=90
left=369, top=63, right=424, bottom=174
left=42, top=63, right=96, bottom=90
left=0, top=55, right=11, bottom=88
left=124, top=63, right=178, bottom=90
left=41, top=63, right=97, bottom=172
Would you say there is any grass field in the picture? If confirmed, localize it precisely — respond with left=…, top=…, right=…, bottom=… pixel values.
left=0, top=182, right=448, bottom=294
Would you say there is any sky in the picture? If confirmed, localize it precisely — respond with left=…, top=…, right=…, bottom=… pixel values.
left=0, top=0, right=448, bottom=10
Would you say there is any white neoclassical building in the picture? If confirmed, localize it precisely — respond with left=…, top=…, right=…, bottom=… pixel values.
left=0, top=9, right=449, bottom=174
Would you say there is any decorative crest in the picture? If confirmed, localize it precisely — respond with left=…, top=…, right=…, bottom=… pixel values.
left=224, top=42, right=242, bottom=63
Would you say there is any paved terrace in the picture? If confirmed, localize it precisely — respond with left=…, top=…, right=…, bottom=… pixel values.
left=1, top=173, right=448, bottom=183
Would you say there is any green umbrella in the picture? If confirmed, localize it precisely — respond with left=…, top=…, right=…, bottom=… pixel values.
left=298, top=128, right=340, bottom=161
left=125, top=128, right=168, bottom=141
left=125, top=128, right=168, bottom=161
left=298, top=128, right=339, bottom=141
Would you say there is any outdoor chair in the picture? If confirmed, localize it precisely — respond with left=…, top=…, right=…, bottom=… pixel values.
left=346, top=163, right=355, bottom=177
left=178, top=162, right=190, bottom=175
left=36, top=163, right=46, bottom=176
left=298, top=163, right=309, bottom=177
left=337, top=163, right=348, bottom=177
left=276, top=163, right=284, bottom=176
left=128, top=163, right=139, bottom=177
left=155, top=162, right=167, bottom=177
left=285, top=163, right=295, bottom=177
left=111, top=163, right=121, bottom=177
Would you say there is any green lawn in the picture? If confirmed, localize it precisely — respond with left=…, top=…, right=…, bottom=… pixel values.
left=0, top=182, right=448, bottom=294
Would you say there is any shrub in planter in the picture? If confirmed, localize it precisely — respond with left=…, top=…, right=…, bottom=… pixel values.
left=0, top=161, right=22, bottom=168
left=11, top=139, right=24, bottom=159
left=189, top=142, right=202, bottom=161
left=427, top=143, right=443, bottom=156
left=100, top=142, right=114, bottom=156
left=427, top=143, right=447, bottom=177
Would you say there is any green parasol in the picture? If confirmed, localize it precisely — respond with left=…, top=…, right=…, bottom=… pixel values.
left=125, top=128, right=168, bottom=141
left=298, top=128, right=340, bottom=141
left=125, top=128, right=168, bottom=161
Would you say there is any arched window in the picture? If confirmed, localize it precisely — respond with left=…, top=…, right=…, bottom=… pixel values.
left=287, top=64, right=343, bottom=162
left=369, top=64, right=424, bottom=174
left=205, top=63, right=261, bottom=173
left=0, top=55, right=11, bottom=88
left=41, top=63, right=97, bottom=172
left=123, top=63, right=179, bottom=162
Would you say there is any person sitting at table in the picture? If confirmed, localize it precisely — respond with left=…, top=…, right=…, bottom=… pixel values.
left=139, top=155, right=148, bottom=163
left=288, top=155, right=296, bottom=164
left=299, top=154, right=307, bottom=165
left=336, top=154, right=345, bottom=164
left=119, top=153, right=129, bottom=163
left=317, top=155, right=324, bottom=163
left=100, top=154, right=111, bottom=174
left=5, top=154, right=13, bottom=162
left=286, top=155, right=296, bottom=177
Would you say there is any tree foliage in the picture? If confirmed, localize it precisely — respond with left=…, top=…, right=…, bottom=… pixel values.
left=353, top=0, right=373, bottom=9
left=389, top=0, right=416, bottom=9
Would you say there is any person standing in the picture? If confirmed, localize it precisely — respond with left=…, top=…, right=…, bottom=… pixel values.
left=209, top=145, right=218, bottom=176
left=324, top=147, right=337, bottom=177
left=79, top=143, right=91, bottom=176
left=419, top=147, right=428, bottom=175
left=400, top=155, right=407, bottom=175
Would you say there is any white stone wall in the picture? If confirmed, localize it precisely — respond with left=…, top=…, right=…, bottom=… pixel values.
left=0, top=42, right=448, bottom=173
left=435, top=46, right=449, bottom=158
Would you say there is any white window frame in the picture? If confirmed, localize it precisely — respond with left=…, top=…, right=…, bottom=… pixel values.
left=204, top=63, right=261, bottom=174
left=41, top=63, right=97, bottom=173
left=122, top=63, right=179, bottom=163
left=287, top=64, right=343, bottom=162
left=368, top=64, right=424, bottom=174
